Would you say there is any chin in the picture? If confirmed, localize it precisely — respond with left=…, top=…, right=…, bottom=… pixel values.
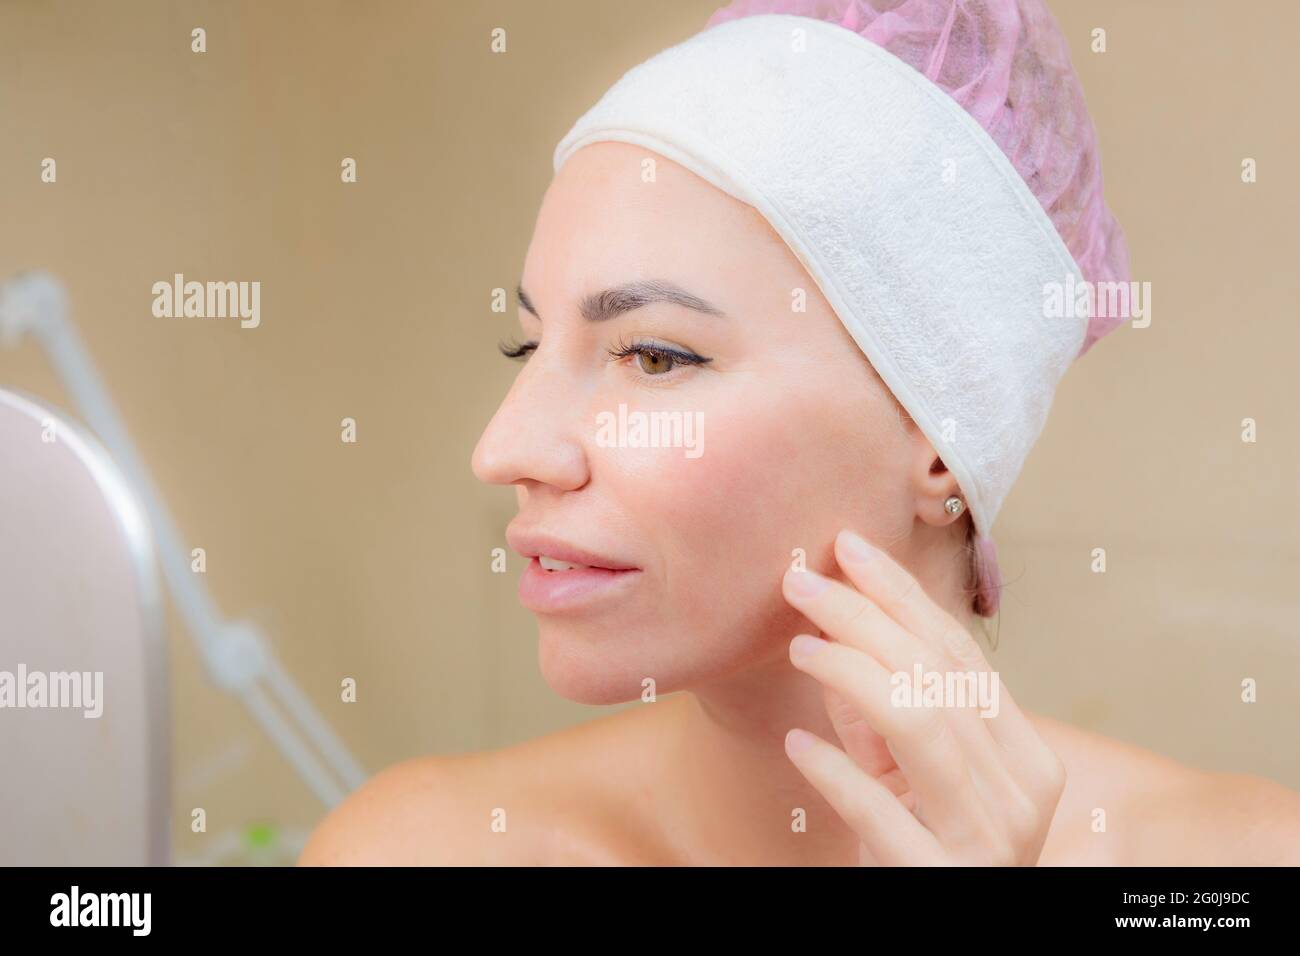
left=535, top=625, right=651, bottom=705
left=534, top=615, right=772, bottom=706
left=535, top=616, right=717, bottom=705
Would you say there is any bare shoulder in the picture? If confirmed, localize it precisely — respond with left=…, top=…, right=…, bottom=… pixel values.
left=1031, top=712, right=1300, bottom=865
left=299, top=704, right=665, bottom=866
left=1150, top=768, right=1300, bottom=865
left=298, top=750, right=506, bottom=866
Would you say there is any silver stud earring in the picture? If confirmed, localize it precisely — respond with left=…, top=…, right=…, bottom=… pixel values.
left=944, top=495, right=965, bottom=516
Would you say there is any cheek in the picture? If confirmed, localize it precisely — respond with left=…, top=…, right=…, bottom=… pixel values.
left=599, top=382, right=889, bottom=633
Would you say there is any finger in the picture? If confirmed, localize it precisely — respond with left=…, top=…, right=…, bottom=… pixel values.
left=795, top=538, right=1061, bottom=849
left=789, top=634, right=976, bottom=826
left=877, top=767, right=919, bottom=812
left=822, top=663, right=959, bottom=816
left=822, top=684, right=897, bottom=778
left=832, top=530, right=1041, bottom=754
left=787, top=561, right=1017, bottom=776
left=784, top=567, right=999, bottom=777
left=834, top=529, right=990, bottom=674
left=786, top=543, right=1035, bottom=789
left=824, top=680, right=932, bottom=815
left=782, top=566, right=945, bottom=677
left=784, top=727, right=944, bottom=866
left=787, top=560, right=1017, bottom=759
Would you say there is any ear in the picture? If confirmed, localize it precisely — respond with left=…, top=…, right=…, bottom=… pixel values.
left=908, top=429, right=966, bottom=529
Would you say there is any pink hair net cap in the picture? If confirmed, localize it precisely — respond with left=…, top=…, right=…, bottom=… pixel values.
left=707, top=0, right=1131, bottom=616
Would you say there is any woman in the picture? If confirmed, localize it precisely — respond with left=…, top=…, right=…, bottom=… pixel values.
left=302, top=0, right=1300, bottom=865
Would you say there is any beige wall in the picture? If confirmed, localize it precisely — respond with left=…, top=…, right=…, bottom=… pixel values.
left=2, top=0, right=1296, bottom=859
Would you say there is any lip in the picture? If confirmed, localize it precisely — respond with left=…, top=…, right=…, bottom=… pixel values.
left=506, top=527, right=640, bottom=572
left=517, top=558, right=640, bottom=613
left=507, top=526, right=642, bottom=613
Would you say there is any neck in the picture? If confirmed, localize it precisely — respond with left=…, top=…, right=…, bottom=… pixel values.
left=655, top=658, right=862, bottom=866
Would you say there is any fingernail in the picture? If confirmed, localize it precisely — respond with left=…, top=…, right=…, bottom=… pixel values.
left=786, top=568, right=830, bottom=597
left=839, top=529, right=877, bottom=564
left=790, top=633, right=826, bottom=658
left=785, top=728, right=815, bottom=756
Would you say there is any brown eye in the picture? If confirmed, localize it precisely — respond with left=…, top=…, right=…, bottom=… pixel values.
left=636, top=349, right=675, bottom=375
left=607, top=340, right=711, bottom=375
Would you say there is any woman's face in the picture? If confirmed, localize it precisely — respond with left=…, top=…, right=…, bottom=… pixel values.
left=473, top=141, right=925, bottom=704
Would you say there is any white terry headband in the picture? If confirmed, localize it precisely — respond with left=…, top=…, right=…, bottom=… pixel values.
left=553, top=13, right=1087, bottom=538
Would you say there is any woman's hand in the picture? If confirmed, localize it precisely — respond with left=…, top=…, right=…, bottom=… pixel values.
left=780, top=528, right=1066, bottom=866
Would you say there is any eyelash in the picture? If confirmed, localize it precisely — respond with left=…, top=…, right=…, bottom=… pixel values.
left=607, top=336, right=712, bottom=377
left=497, top=337, right=713, bottom=378
left=498, top=338, right=537, bottom=360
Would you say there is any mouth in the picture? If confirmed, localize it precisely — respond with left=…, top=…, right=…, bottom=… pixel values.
left=519, top=558, right=641, bottom=613
left=507, top=528, right=642, bottom=613
left=537, top=554, right=603, bottom=572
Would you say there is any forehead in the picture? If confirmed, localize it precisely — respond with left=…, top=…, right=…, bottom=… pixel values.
left=523, top=141, right=797, bottom=304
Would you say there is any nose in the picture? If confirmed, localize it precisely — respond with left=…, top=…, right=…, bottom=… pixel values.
left=471, top=353, right=590, bottom=493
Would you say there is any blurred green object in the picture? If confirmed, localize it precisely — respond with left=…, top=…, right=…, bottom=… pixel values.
left=245, top=822, right=277, bottom=850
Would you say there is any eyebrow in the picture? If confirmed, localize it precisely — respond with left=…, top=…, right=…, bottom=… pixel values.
left=515, top=279, right=725, bottom=323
